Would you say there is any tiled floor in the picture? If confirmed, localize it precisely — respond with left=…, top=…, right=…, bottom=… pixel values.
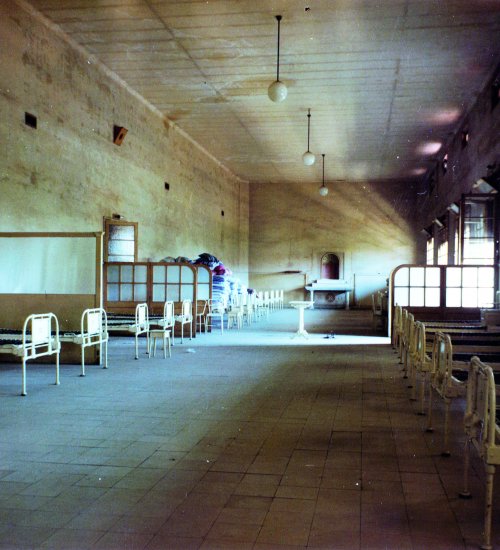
left=0, top=308, right=498, bottom=549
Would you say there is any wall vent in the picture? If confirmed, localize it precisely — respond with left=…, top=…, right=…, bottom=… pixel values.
left=25, top=112, right=37, bottom=129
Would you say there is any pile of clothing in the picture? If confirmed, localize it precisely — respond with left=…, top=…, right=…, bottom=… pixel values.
left=193, top=253, right=220, bottom=270
left=160, top=252, right=247, bottom=313
left=194, top=252, right=243, bottom=309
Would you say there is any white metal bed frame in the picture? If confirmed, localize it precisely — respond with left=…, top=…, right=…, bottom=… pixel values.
left=106, top=303, right=150, bottom=359
left=0, top=312, right=60, bottom=396
left=425, top=331, right=468, bottom=456
left=460, top=356, right=500, bottom=550
left=60, top=307, right=109, bottom=376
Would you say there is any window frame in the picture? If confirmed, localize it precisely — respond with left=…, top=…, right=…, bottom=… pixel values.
left=460, top=194, right=495, bottom=266
left=103, top=219, right=138, bottom=263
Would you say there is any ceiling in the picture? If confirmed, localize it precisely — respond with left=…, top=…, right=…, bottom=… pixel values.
left=27, top=0, right=500, bottom=185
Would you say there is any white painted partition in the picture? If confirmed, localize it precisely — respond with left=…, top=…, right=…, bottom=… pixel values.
left=0, top=232, right=103, bottom=361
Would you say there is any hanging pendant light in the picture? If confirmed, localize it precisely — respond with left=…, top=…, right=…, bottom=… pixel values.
left=319, top=154, right=329, bottom=196
left=302, top=109, right=316, bottom=165
left=268, top=15, right=287, bottom=103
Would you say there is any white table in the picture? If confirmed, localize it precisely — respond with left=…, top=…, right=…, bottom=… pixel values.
left=305, top=280, right=352, bottom=309
left=289, top=301, right=314, bottom=338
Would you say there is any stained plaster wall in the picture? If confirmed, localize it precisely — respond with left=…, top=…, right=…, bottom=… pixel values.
left=0, top=0, right=249, bottom=283
left=249, top=180, right=419, bottom=306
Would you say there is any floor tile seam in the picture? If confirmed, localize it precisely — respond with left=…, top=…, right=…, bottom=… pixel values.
left=18, top=506, right=118, bottom=543
left=38, top=525, right=116, bottom=549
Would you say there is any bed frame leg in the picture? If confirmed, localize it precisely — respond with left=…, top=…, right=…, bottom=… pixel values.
left=80, top=347, right=86, bottom=377
left=459, top=438, right=472, bottom=499
left=418, top=373, right=426, bottom=415
left=22, top=359, right=27, bottom=396
left=410, top=364, right=417, bottom=400
left=103, top=340, right=108, bottom=369
left=403, top=348, right=408, bottom=379
left=441, top=398, right=451, bottom=457
left=55, top=350, right=60, bottom=386
left=426, top=385, right=434, bottom=432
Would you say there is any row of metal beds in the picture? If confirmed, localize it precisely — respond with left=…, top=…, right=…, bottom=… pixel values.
left=393, top=305, right=500, bottom=549
left=0, top=308, right=108, bottom=397
left=0, top=301, right=193, bottom=396
left=0, top=288, right=285, bottom=397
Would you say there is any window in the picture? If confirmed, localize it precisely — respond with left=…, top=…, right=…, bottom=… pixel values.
left=453, top=222, right=459, bottom=265
left=152, top=264, right=194, bottom=303
left=436, top=223, right=448, bottom=265
left=106, top=263, right=147, bottom=302
left=437, top=239, right=448, bottom=265
left=393, top=266, right=441, bottom=307
left=426, top=237, right=434, bottom=265
left=461, top=196, right=495, bottom=265
left=446, top=266, right=494, bottom=308
left=392, top=265, right=495, bottom=309
left=104, top=219, right=138, bottom=262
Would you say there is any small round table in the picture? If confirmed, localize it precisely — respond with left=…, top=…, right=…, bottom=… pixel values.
left=289, top=301, right=314, bottom=338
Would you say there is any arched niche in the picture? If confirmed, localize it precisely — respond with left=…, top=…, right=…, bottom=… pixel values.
left=321, top=252, right=340, bottom=279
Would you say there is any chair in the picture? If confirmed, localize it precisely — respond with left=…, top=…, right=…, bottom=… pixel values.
left=255, top=292, right=269, bottom=320
left=174, top=299, right=193, bottom=343
left=264, top=290, right=271, bottom=312
left=149, top=328, right=171, bottom=358
left=241, top=293, right=254, bottom=325
left=196, top=300, right=208, bottom=333
left=149, top=301, right=173, bottom=358
left=269, top=290, right=277, bottom=311
left=460, top=357, right=500, bottom=550
left=227, top=295, right=243, bottom=329
left=205, top=299, right=225, bottom=334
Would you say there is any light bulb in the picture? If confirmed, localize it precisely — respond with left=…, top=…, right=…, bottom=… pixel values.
left=268, top=80, right=287, bottom=103
left=302, top=151, right=316, bottom=166
left=319, top=185, right=329, bottom=196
